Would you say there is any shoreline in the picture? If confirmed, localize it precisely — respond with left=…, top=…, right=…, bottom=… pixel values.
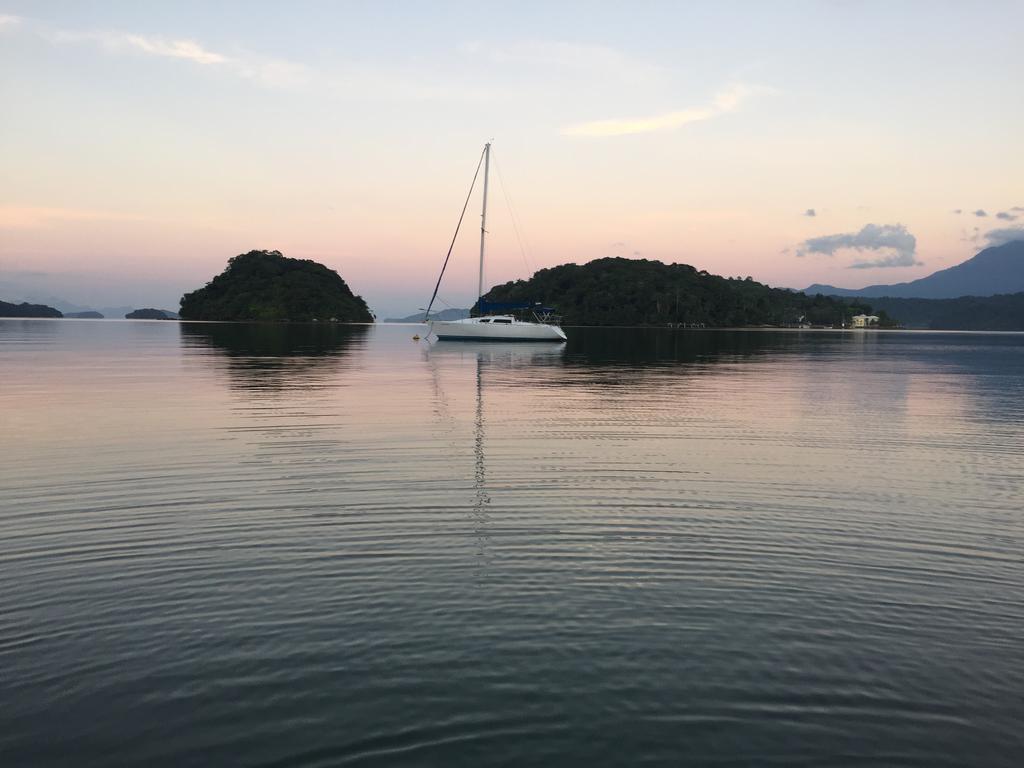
left=6, top=317, right=1024, bottom=334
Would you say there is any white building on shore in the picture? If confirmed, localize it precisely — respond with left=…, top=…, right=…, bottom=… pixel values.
left=851, top=314, right=880, bottom=328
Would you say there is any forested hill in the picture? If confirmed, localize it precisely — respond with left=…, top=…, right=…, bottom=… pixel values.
left=180, top=250, right=373, bottom=323
left=482, top=258, right=873, bottom=327
left=864, top=293, right=1024, bottom=330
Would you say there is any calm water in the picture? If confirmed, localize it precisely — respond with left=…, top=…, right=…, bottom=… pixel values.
left=2, top=319, right=1023, bottom=767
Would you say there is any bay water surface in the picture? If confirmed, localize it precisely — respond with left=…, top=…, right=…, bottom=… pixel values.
left=2, top=320, right=1023, bottom=766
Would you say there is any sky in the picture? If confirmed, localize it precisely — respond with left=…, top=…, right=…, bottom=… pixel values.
left=1, top=1, right=1022, bottom=317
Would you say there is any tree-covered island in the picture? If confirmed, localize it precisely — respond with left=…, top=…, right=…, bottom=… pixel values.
left=126, top=308, right=175, bottom=319
left=482, top=257, right=883, bottom=327
left=179, top=250, right=373, bottom=323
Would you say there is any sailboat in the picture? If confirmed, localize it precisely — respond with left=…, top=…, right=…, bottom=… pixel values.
left=426, top=143, right=567, bottom=342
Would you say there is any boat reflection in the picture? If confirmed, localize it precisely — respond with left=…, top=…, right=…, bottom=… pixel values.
left=423, top=340, right=565, bottom=582
left=425, top=338, right=566, bottom=367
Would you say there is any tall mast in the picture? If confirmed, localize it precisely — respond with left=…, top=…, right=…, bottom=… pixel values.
left=477, top=142, right=491, bottom=309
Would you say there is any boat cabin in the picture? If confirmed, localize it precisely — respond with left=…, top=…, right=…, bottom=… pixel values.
left=474, top=316, right=515, bottom=324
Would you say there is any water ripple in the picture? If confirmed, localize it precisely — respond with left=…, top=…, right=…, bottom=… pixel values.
left=1, top=321, right=1022, bottom=766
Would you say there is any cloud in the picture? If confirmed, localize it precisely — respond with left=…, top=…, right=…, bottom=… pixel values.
left=100, top=32, right=309, bottom=88
left=41, top=25, right=226, bottom=63
left=796, top=223, right=919, bottom=269
left=7, top=16, right=498, bottom=100
left=803, top=208, right=816, bottom=217
left=973, top=209, right=988, bottom=217
left=985, top=226, right=1024, bottom=247
left=122, top=34, right=227, bottom=65
left=952, top=208, right=962, bottom=214
left=0, top=14, right=21, bottom=27
left=12, top=17, right=311, bottom=89
left=562, top=83, right=760, bottom=137
left=996, top=211, right=1017, bottom=221
left=1012, top=206, right=1024, bottom=212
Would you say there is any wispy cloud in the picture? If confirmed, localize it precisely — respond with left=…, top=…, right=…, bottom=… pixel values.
left=996, top=211, right=1017, bottom=221
left=11, top=17, right=311, bottom=89
left=985, top=226, right=1024, bottom=247
left=13, top=17, right=482, bottom=96
left=122, top=34, right=227, bottom=65
left=973, top=209, right=988, bottom=217
left=803, top=208, right=816, bottom=217
left=99, top=31, right=308, bottom=88
left=0, top=13, right=21, bottom=27
left=796, top=223, right=919, bottom=269
left=562, top=83, right=761, bottom=137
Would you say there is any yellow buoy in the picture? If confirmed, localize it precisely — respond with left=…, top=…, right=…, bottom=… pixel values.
left=412, top=334, right=420, bottom=341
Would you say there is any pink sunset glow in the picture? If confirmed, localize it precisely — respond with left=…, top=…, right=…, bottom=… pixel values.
left=2, top=4, right=1021, bottom=316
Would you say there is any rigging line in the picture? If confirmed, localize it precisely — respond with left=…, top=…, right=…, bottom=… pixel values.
left=492, top=151, right=535, bottom=276
left=424, top=145, right=487, bottom=321
left=492, top=152, right=534, bottom=276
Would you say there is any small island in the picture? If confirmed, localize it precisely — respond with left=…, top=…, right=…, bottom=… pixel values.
left=0, top=300, right=63, bottom=318
left=126, top=308, right=176, bottom=319
left=179, top=250, right=373, bottom=323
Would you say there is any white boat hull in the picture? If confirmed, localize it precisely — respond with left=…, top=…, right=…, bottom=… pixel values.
left=430, top=316, right=566, bottom=341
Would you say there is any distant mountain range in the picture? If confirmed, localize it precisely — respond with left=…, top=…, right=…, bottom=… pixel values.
left=0, top=289, right=135, bottom=319
left=805, top=240, right=1024, bottom=298
left=383, top=308, right=470, bottom=323
left=1, top=295, right=135, bottom=318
